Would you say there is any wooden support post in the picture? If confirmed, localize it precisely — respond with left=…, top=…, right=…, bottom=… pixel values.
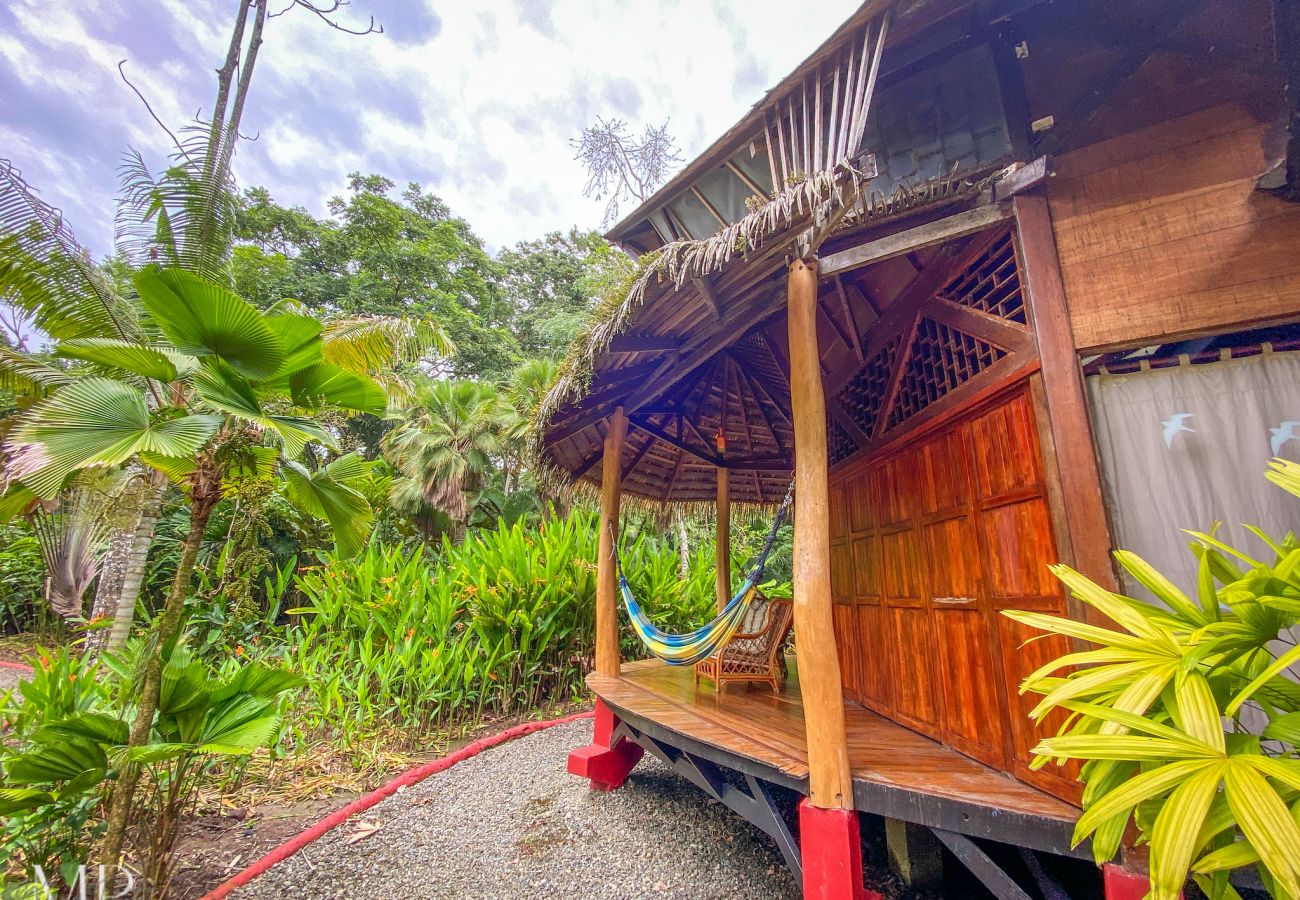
left=716, top=433, right=731, bottom=612
left=595, top=407, right=627, bottom=678
left=885, top=820, right=943, bottom=889
left=787, top=257, right=855, bottom=812
left=1012, top=192, right=1118, bottom=596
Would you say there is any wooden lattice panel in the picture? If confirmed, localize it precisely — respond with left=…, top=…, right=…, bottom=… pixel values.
left=836, top=336, right=902, bottom=441
left=829, top=417, right=857, bottom=465
left=886, top=318, right=1008, bottom=428
left=939, top=232, right=1026, bottom=325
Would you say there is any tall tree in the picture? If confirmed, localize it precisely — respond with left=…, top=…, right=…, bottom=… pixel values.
left=234, top=176, right=518, bottom=380
left=496, top=228, right=630, bottom=360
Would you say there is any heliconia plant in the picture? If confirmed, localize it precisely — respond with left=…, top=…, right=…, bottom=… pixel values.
left=284, top=507, right=759, bottom=760
left=1006, top=458, right=1300, bottom=900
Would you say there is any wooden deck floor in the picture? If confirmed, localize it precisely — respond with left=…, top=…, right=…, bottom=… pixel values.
left=590, top=658, right=1082, bottom=855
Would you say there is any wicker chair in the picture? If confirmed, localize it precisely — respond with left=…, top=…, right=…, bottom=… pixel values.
left=694, top=597, right=794, bottom=693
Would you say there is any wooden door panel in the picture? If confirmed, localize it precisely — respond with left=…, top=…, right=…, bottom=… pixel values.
left=998, top=617, right=1083, bottom=803
left=890, top=607, right=944, bottom=736
left=936, top=607, right=1007, bottom=768
left=851, top=535, right=881, bottom=601
left=969, top=390, right=1043, bottom=499
left=981, top=498, right=1060, bottom=604
left=849, top=473, right=873, bottom=532
left=881, top=528, right=925, bottom=607
left=833, top=602, right=862, bottom=704
left=831, top=540, right=853, bottom=602
left=923, top=517, right=981, bottom=601
left=830, top=482, right=850, bottom=540
left=921, top=427, right=971, bottom=515
left=855, top=604, right=894, bottom=714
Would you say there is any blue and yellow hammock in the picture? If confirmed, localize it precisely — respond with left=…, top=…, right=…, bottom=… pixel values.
left=613, top=482, right=794, bottom=667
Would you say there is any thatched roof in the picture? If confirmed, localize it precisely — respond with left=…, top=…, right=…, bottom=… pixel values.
left=533, top=0, right=1011, bottom=508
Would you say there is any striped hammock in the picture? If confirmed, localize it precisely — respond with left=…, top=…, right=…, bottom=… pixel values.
left=613, top=482, right=793, bottom=667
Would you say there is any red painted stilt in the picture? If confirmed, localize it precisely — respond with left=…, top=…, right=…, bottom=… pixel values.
left=567, top=698, right=644, bottom=791
left=798, top=799, right=881, bottom=900
left=1104, top=863, right=1174, bottom=899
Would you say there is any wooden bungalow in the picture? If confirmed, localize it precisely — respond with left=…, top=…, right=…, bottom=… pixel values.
left=538, top=0, right=1300, bottom=896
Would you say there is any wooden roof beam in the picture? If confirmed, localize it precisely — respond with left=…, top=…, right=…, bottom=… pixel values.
left=608, top=334, right=681, bottom=353
left=694, top=276, right=724, bottom=320
left=629, top=415, right=721, bottom=467
left=820, top=201, right=1012, bottom=277
left=624, top=284, right=788, bottom=415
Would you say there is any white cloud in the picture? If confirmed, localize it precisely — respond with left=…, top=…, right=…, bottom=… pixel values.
left=2, top=0, right=863, bottom=255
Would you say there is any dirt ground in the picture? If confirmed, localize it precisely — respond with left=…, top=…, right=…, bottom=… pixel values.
left=167, top=795, right=352, bottom=900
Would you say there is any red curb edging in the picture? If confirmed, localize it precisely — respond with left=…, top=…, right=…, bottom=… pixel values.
left=0, top=660, right=34, bottom=672
left=200, top=710, right=595, bottom=899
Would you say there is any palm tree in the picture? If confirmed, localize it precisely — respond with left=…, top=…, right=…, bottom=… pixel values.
left=383, top=378, right=513, bottom=538
left=5, top=265, right=387, bottom=871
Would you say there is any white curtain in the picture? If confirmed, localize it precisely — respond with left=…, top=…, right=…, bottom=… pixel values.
left=1087, top=350, right=1300, bottom=599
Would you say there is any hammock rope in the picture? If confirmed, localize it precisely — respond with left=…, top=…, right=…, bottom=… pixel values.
left=612, top=480, right=794, bottom=666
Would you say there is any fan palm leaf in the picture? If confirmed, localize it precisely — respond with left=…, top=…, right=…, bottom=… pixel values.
left=135, top=268, right=283, bottom=378
left=7, top=377, right=223, bottom=498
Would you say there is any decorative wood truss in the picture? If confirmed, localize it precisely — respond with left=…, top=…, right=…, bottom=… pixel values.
left=827, top=225, right=1038, bottom=466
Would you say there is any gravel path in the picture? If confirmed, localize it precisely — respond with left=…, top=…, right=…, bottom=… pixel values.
left=0, top=665, right=27, bottom=696
left=233, top=719, right=800, bottom=900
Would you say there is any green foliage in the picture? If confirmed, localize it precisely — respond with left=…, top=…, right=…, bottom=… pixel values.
left=282, top=508, right=744, bottom=759
left=1007, top=468, right=1300, bottom=900
left=0, top=641, right=301, bottom=893
left=234, top=174, right=516, bottom=380
left=0, top=526, right=51, bottom=637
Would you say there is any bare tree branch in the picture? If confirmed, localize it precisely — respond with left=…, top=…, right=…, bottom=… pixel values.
left=572, top=117, right=681, bottom=227
left=274, top=0, right=383, bottom=34
left=117, top=60, right=190, bottom=160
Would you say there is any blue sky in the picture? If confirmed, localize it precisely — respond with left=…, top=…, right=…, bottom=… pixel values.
left=0, top=0, right=861, bottom=255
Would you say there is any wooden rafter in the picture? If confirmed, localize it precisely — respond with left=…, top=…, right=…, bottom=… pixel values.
left=728, top=352, right=787, bottom=453
left=834, top=275, right=865, bottom=361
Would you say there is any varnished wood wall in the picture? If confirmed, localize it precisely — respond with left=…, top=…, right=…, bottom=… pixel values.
left=1048, top=102, right=1300, bottom=351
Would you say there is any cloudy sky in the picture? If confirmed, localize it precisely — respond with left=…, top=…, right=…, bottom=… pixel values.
left=1, top=0, right=862, bottom=256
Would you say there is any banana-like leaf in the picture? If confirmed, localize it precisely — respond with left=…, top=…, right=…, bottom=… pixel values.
left=282, top=456, right=374, bottom=557
left=4, top=737, right=107, bottom=784
left=135, top=268, right=283, bottom=379
left=290, top=364, right=387, bottom=415
left=0, top=787, right=56, bottom=816
left=55, top=338, right=181, bottom=382
left=7, top=378, right=223, bottom=498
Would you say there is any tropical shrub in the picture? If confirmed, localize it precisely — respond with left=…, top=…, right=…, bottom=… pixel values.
left=0, top=641, right=302, bottom=897
left=284, top=506, right=774, bottom=759
left=0, top=525, right=50, bottom=637
left=1007, top=459, right=1300, bottom=900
